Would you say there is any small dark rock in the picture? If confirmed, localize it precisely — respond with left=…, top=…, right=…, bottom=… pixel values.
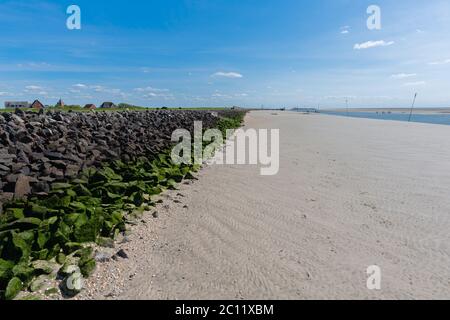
left=5, top=174, right=18, bottom=183
left=115, top=249, right=129, bottom=259
left=54, top=113, right=64, bottom=122
left=65, top=164, right=80, bottom=178
left=43, top=151, right=65, bottom=160
left=94, top=252, right=111, bottom=263
left=46, top=167, right=64, bottom=180
left=31, top=181, right=50, bottom=193
left=17, top=150, right=30, bottom=164
left=49, top=160, right=67, bottom=169
left=0, top=192, right=14, bottom=202
left=10, top=162, right=26, bottom=173
left=0, top=153, right=16, bottom=161
left=19, top=166, right=31, bottom=176
left=17, top=132, right=34, bottom=144
left=14, top=108, right=25, bottom=117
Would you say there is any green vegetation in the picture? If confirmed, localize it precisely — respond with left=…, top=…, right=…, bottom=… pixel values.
left=0, top=154, right=200, bottom=299
left=216, top=110, right=247, bottom=135
left=0, top=112, right=246, bottom=300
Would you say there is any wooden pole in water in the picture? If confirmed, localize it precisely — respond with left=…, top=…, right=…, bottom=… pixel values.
left=408, top=93, right=418, bottom=122
left=346, top=98, right=349, bottom=116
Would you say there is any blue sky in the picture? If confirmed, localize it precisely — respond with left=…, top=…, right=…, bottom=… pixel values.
left=1, top=0, right=450, bottom=108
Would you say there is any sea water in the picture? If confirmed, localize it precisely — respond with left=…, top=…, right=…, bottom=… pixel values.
left=321, top=111, right=450, bottom=126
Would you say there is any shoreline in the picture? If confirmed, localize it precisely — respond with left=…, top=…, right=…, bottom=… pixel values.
left=75, top=111, right=450, bottom=300
left=326, top=108, right=450, bottom=115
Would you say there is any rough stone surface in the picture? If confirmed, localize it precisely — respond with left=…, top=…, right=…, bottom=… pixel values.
left=13, top=174, right=31, bottom=200
left=0, top=110, right=219, bottom=205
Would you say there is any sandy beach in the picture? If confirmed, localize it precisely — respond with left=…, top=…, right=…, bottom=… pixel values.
left=80, top=111, right=450, bottom=300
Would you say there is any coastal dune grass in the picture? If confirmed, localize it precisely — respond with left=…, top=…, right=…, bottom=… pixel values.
left=0, top=111, right=246, bottom=300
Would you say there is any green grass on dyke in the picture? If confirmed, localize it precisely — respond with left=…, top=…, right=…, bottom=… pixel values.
left=0, top=106, right=235, bottom=113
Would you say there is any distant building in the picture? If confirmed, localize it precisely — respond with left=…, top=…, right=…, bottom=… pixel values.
left=84, top=104, right=96, bottom=110
left=56, top=99, right=65, bottom=108
left=4, top=101, right=29, bottom=108
left=100, top=102, right=116, bottom=109
left=30, top=100, right=44, bottom=109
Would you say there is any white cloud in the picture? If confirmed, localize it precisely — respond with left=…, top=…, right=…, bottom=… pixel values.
left=403, top=81, right=426, bottom=87
left=105, top=88, right=128, bottom=97
left=211, top=92, right=248, bottom=99
left=0, top=92, right=11, bottom=96
left=82, top=85, right=127, bottom=96
left=212, top=93, right=232, bottom=98
left=212, top=72, right=243, bottom=78
left=324, top=95, right=357, bottom=100
left=143, top=92, right=174, bottom=100
left=391, top=73, right=417, bottom=79
left=135, top=86, right=173, bottom=100
left=25, top=85, right=43, bottom=91
left=17, top=62, right=50, bottom=69
left=90, top=85, right=106, bottom=92
left=322, top=95, right=393, bottom=101
left=340, top=26, right=350, bottom=34
left=354, top=40, right=395, bottom=50
left=428, top=59, right=450, bottom=65
left=134, top=86, right=169, bottom=93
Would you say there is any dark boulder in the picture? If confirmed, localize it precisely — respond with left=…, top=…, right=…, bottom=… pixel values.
left=0, top=109, right=221, bottom=202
